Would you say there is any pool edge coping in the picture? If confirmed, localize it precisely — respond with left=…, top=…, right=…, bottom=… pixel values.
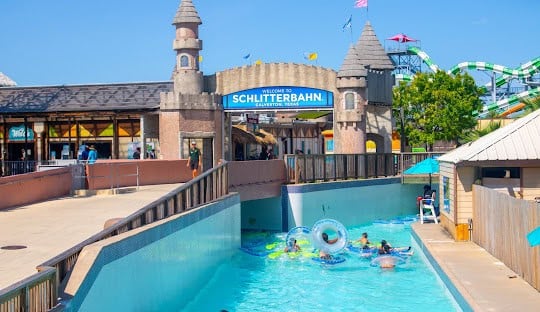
left=411, top=226, right=477, bottom=312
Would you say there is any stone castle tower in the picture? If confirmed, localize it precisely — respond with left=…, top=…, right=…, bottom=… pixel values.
left=334, top=21, right=394, bottom=154
left=160, top=0, right=223, bottom=165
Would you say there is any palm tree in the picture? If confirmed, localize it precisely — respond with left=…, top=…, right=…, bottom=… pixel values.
left=522, top=96, right=540, bottom=115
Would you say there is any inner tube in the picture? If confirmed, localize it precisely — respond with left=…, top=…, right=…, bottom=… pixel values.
left=347, top=245, right=377, bottom=258
left=311, top=256, right=346, bottom=265
left=239, top=247, right=271, bottom=257
left=311, top=219, right=348, bottom=254
left=285, top=226, right=312, bottom=250
left=370, top=255, right=406, bottom=268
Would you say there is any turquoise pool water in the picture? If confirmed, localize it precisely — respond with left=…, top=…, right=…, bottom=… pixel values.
left=181, top=218, right=463, bottom=312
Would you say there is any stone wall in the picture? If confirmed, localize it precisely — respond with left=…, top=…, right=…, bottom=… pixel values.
left=215, top=63, right=338, bottom=96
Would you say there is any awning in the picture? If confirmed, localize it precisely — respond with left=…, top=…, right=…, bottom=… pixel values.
left=232, top=125, right=277, bottom=145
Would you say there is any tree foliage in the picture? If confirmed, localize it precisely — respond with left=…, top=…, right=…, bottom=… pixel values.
left=523, top=95, right=540, bottom=115
left=393, top=71, right=483, bottom=151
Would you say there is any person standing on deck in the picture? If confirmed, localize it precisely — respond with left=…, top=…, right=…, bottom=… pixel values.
left=187, top=141, right=202, bottom=178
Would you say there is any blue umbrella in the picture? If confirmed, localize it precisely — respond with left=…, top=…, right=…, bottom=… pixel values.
left=404, top=158, right=440, bottom=186
left=527, top=227, right=540, bottom=247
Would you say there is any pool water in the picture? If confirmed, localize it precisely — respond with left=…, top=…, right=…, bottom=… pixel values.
left=181, top=217, right=463, bottom=312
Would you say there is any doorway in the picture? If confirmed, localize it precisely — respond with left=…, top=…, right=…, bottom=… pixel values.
left=8, top=143, right=34, bottom=161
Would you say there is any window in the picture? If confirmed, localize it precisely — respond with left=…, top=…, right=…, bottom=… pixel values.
left=180, top=55, right=189, bottom=68
left=481, top=167, right=520, bottom=179
left=345, top=92, right=355, bottom=110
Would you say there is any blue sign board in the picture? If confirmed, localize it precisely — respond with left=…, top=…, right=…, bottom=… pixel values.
left=9, top=125, right=34, bottom=141
left=223, top=86, right=333, bottom=111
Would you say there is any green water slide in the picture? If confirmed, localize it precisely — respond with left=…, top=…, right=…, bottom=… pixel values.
left=449, top=58, right=540, bottom=93
left=398, top=47, right=540, bottom=116
left=474, top=87, right=540, bottom=117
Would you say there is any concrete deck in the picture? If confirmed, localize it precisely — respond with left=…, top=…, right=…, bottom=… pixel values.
left=412, top=223, right=540, bottom=311
left=0, top=183, right=182, bottom=290
left=1, top=187, right=539, bottom=311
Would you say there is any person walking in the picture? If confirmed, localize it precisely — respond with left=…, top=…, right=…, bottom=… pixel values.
left=87, top=145, right=98, bottom=164
left=133, top=147, right=141, bottom=159
left=187, top=141, right=202, bottom=178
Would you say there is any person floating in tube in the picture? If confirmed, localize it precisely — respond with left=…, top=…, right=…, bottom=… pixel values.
left=378, top=240, right=393, bottom=255
left=378, top=240, right=413, bottom=256
left=355, top=232, right=371, bottom=249
left=284, top=239, right=301, bottom=253
left=319, top=232, right=338, bottom=259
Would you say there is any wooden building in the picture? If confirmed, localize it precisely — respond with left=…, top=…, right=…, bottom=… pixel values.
left=437, top=109, right=540, bottom=240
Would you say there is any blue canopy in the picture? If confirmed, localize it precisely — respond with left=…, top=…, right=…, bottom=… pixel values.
left=404, top=158, right=440, bottom=175
left=404, top=158, right=440, bottom=186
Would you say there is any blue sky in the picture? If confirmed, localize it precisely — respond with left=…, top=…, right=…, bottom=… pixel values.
left=1, top=0, right=539, bottom=86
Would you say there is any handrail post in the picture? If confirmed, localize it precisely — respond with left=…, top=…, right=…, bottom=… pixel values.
left=136, top=164, right=140, bottom=190
left=323, top=155, right=327, bottom=181
left=311, top=155, right=316, bottom=182
left=343, top=154, right=348, bottom=180
left=363, top=154, right=368, bottom=179
left=302, top=155, right=307, bottom=184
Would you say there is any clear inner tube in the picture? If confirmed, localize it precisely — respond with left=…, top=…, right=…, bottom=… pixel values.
left=311, top=219, right=348, bottom=254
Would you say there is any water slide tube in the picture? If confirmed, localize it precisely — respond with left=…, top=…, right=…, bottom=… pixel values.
left=475, top=87, right=540, bottom=117
left=449, top=58, right=540, bottom=93
left=401, top=47, right=540, bottom=116
left=498, top=103, right=526, bottom=118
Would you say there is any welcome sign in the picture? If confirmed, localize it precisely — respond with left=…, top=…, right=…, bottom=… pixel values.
left=223, top=86, right=333, bottom=111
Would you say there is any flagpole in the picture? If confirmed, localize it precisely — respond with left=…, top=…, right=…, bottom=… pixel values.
left=367, top=5, right=369, bottom=20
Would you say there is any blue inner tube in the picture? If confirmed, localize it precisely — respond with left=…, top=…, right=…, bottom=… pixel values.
left=347, top=245, right=377, bottom=257
left=285, top=226, right=311, bottom=249
left=239, top=247, right=271, bottom=257
left=312, top=256, right=346, bottom=265
left=311, top=219, right=348, bottom=254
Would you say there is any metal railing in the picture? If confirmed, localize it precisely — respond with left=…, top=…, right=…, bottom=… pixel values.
left=81, top=162, right=140, bottom=191
left=0, top=160, right=76, bottom=177
left=283, top=152, right=446, bottom=184
left=0, top=267, right=56, bottom=312
left=284, top=153, right=397, bottom=184
left=0, top=161, right=229, bottom=312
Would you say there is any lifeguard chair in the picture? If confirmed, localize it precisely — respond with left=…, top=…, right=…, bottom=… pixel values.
left=419, top=198, right=438, bottom=224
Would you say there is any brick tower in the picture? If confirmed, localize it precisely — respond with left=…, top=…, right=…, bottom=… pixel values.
left=160, top=0, right=223, bottom=167
left=334, top=21, right=394, bottom=154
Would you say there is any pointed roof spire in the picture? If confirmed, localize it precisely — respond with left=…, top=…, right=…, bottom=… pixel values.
left=354, top=21, right=394, bottom=70
left=0, top=72, right=17, bottom=87
left=173, top=0, right=202, bottom=25
left=337, top=45, right=367, bottom=78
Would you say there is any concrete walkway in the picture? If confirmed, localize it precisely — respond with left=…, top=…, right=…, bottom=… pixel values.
left=412, top=223, right=540, bottom=312
left=0, top=183, right=182, bottom=290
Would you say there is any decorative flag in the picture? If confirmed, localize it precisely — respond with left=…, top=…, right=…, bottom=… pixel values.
left=355, top=0, right=368, bottom=8
left=198, top=55, right=203, bottom=63
left=342, top=15, right=352, bottom=31
left=304, top=52, right=318, bottom=61
left=243, top=53, right=251, bottom=60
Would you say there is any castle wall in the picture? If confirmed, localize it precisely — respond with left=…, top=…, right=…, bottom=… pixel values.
left=215, top=63, right=339, bottom=96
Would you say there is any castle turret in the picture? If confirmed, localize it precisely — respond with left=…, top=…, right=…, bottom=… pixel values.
left=334, top=21, right=395, bottom=154
left=334, top=45, right=368, bottom=154
left=172, top=0, right=203, bottom=95
left=354, top=22, right=394, bottom=71
left=159, top=0, right=223, bottom=165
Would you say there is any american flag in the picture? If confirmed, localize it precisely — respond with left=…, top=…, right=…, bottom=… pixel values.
left=355, top=0, right=368, bottom=8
